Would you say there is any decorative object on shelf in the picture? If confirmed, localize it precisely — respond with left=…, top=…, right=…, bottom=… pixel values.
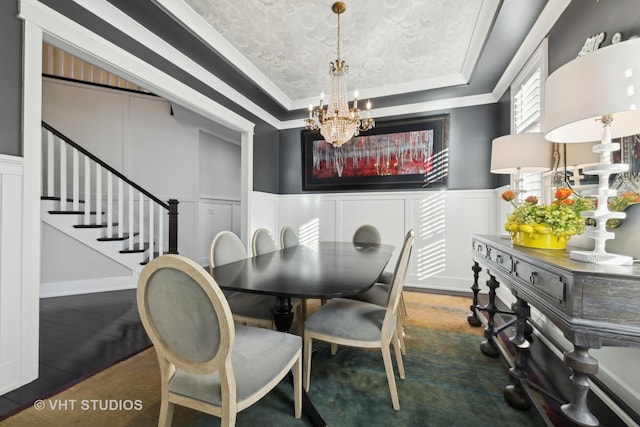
left=545, top=38, right=640, bottom=265
left=607, top=191, right=640, bottom=228
left=502, top=188, right=594, bottom=249
left=490, top=133, right=552, bottom=201
left=304, top=2, right=374, bottom=147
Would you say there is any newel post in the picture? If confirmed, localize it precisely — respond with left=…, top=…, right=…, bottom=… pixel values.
left=168, top=199, right=179, bottom=254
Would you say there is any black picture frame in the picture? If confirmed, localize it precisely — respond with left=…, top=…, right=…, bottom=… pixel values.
left=302, top=114, right=449, bottom=191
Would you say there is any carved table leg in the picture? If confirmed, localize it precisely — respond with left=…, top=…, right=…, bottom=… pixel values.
left=504, top=297, right=532, bottom=410
left=273, top=296, right=294, bottom=332
left=561, top=345, right=599, bottom=426
left=467, top=261, right=482, bottom=327
left=480, top=273, right=500, bottom=358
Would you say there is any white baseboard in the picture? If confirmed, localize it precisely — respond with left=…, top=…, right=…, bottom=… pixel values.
left=40, top=275, right=138, bottom=298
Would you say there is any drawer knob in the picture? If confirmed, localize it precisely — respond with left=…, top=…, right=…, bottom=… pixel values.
left=496, top=254, right=502, bottom=263
left=529, top=272, right=537, bottom=285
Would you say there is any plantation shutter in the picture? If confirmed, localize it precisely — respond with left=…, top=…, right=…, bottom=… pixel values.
left=511, top=40, right=547, bottom=198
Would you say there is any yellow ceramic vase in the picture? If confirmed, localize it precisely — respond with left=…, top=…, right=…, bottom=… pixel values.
left=510, top=231, right=568, bottom=249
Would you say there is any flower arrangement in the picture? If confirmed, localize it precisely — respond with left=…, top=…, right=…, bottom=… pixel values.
left=607, top=191, right=640, bottom=228
left=502, top=188, right=595, bottom=248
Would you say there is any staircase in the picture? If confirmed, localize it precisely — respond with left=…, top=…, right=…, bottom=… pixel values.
left=41, top=122, right=178, bottom=274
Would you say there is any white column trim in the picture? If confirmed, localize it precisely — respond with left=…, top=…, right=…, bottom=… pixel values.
left=19, top=18, right=44, bottom=388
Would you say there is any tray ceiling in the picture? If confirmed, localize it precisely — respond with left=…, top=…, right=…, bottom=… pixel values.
left=161, top=0, right=500, bottom=109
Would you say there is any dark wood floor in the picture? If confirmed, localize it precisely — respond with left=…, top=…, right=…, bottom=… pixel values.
left=0, top=289, right=151, bottom=420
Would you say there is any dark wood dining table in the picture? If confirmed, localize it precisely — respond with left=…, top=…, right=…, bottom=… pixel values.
left=209, top=240, right=394, bottom=427
left=210, top=241, right=395, bottom=332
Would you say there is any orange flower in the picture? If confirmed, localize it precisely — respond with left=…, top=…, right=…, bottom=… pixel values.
left=501, top=190, right=516, bottom=202
left=525, top=195, right=538, bottom=204
left=555, top=187, right=573, bottom=200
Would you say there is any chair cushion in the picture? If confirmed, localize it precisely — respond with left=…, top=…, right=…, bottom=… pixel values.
left=346, top=283, right=389, bottom=307
left=227, top=292, right=275, bottom=320
left=168, top=325, right=301, bottom=405
left=304, top=298, right=390, bottom=342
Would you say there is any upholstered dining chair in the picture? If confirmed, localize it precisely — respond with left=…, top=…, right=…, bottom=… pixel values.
left=137, top=254, right=302, bottom=427
left=251, top=228, right=304, bottom=335
left=251, top=227, right=278, bottom=256
left=352, top=224, right=393, bottom=285
left=209, top=231, right=276, bottom=330
left=280, top=225, right=299, bottom=249
left=304, top=229, right=414, bottom=410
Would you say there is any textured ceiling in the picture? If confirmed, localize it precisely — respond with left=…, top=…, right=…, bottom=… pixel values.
left=178, top=0, right=498, bottom=106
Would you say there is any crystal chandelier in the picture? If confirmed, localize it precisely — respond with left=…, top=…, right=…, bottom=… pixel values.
left=304, top=2, right=374, bottom=147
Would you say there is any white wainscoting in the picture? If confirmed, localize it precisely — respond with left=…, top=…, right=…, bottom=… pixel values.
left=251, top=189, right=498, bottom=293
left=0, top=155, right=27, bottom=394
left=197, top=197, right=241, bottom=265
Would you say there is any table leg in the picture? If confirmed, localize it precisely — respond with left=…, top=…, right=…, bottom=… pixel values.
left=480, top=273, right=500, bottom=358
left=276, top=297, right=328, bottom=427
left=561, top=345, right=599, bottom=426
left=467, top=262, right=482, bottom=327
left=273, top=297, right=294, bottom=332
left=504, top=297, right=532, bottom=410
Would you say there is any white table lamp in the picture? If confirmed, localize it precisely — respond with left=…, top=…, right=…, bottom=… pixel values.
left=545, top=38, right=640, bottom=266
left=491, top=132, right=552, bottom=196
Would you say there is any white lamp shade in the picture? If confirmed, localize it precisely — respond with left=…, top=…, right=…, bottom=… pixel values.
left=545, top=38, right=640, bottom=143
left=490, top=132, right=552, bottom=174
left=563, top=142, right=600, bottom=167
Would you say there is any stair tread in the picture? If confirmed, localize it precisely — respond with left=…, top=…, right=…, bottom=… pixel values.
left=97, top=232, right=137, bottom=242
left=120, top=243, right=150, bottom=254
left=49, top=210, right=103, bottom=215
left=74, top=223, right=118, bottom=229
left=41, top=196, right=86, bottom=203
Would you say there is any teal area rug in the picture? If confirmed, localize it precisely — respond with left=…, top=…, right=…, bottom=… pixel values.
left=166, top=326, right=547, bottom=426
left=2, top=299, right=548, bottom=426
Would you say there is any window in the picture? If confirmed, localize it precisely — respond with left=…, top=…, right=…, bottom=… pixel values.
left=510, top=39, right=548, bottom=200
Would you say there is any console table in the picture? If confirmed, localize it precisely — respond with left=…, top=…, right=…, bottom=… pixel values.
left=468, top=234, right=640, bottom=426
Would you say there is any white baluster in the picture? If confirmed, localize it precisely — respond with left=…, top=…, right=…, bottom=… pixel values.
left=84, top=156, right=90, bottom=225
left=107, top=171, right=113, bottom=238
left=138, top=193, right=144, bottom=253
left=47, top=131, right=54, bottom=198
left=158, top=208, right=164, bottom=256
left=128, top=185, right=134, bottom=250
left=95, top=164, right=102, bottom=226
left=72, top=148, right=79, bottom=211
left=118, top=179, right=124, bottom=239
left=148, top=199, right=154, bottom=261
left=59, top=140, right=67, bottom=211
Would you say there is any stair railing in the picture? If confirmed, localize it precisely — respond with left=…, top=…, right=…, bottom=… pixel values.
left=41, top=121, right=178, bottom=258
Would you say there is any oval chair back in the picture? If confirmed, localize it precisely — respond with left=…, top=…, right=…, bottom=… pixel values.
left=251, top=228, right=278, bottom=256
left=138, top=254, right=233, bottom=377
left=383, top=230, right=414, bottom=333
left=280, top=226, right=299, bottom=248
left=353, top=224, right=382, bottom=245
left=209, top=231, right=246, bottom=273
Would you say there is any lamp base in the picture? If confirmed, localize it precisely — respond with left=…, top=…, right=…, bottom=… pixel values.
left=569, top=250, right=633, bottom=266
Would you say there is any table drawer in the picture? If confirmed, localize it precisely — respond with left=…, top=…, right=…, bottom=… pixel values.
left=488, top=247, right=513, bottom=273
left=514, top=261, right=566, bottom=305
left=472, top=239, right=487, bottom=257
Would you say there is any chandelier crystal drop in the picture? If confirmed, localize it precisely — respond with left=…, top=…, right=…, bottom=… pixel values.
left=304, top=2, right=374, bottom=147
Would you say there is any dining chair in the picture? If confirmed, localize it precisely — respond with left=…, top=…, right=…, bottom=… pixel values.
left=304, top=229, right=414, bottom=410
left=251, top=227, right=278, bottom=255
left=352, top=224, right=393, bottom=285
left=137, top=254, right=302, bottom=427
left=209, top=231, right=276, bottom=330
left=251, top=228, right=304, bottom=335
left=280, top=225, right=299, bottom=248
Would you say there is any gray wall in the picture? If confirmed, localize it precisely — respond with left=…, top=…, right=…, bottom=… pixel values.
left=0, top=0, right=22, bottom=156
left=547, top=0, right=640, bottom=76
left=277, top=103, right=500, bottom=194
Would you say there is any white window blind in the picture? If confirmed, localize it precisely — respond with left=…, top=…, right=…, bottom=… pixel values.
left=511, top=39, right=548, bottom=199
